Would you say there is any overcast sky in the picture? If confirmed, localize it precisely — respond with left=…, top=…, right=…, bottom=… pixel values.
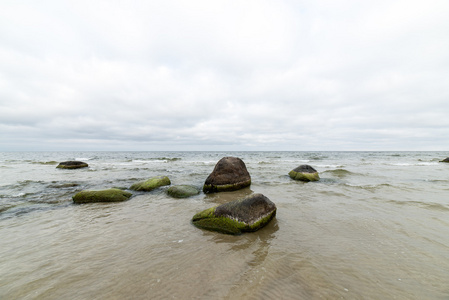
left=1, top=0, right=449, bottom=151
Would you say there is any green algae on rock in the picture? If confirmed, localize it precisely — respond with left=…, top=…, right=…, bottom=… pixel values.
left=192, top=193, right=276, bottom=235
left=289, top=164, right=320, bottom=182
left=167, top=185, right=200, bottom=198
left=72, top=188, right=132, bottom=204
left=440, top=157, right=449, bottom=163
left=56, top=161, right=88, bottom=169
left=203, top=157, right=251, bottom=193
left=130, top=176, right=171, bottom=192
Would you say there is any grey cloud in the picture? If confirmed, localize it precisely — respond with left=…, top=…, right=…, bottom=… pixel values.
left=1, top=0, right=449, bottom=150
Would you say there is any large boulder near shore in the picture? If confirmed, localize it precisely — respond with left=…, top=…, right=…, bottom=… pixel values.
left=130, top=176, right=171, bottom=192
left=56, top=161, right=88, bottom=169
left=167, top=185, right=200, bottom=198
left=289, top=165, right=320, bottom=182
left=192, top=193, right=276, bottom=235
left=440, top=157, right=449, bottom=163
left=203, top=157, right=251, bottom=193
left=73, top=188, right=132, bottom=204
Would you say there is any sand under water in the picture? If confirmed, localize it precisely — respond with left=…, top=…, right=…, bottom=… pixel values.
left=1, top=151, right=449, bottom=299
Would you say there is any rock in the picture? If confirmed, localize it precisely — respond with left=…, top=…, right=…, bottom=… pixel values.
left=203, top=157, right=251, bottom=193
left=167, top=185, right=200, bottom=198
left=192, top=193, right=276, bottom=235
left=130, top=176, right=171, bottom=192
left=56, top=161, right=88, bottom=169
left=72, top=188, right=132, bottom=204
left=289, top=165, right=320, bottom=182
left=440, top=157, right=449, bottom=163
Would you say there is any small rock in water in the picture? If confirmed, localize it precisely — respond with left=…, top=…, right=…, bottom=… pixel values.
left=130, top=176, right=171, bottom=192
left=440, top=157, right=449, bottom=163
left=167, top=185, right=200, bottom=198
left=289, top=164, right=320, bottom=182
left=56, top=161, right=88, bottom=169
left=72, top=188, right=132, bottom=204
left=192, top=193, right=276, bottom=235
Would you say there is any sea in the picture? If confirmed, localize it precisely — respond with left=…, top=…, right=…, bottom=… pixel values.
left=1, top=151, right=449, bottom=299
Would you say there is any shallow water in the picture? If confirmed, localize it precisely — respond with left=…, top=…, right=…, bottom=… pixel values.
left=1, top=151, right=449, bottom=299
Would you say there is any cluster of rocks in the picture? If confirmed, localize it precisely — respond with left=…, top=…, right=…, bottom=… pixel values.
left=63, top=157, right=322, bottom=235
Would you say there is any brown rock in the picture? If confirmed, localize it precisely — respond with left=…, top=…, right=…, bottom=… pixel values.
left=203, top=157, right=251, bottom=193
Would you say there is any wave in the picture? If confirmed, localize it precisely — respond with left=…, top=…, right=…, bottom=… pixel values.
left=322, top=169, right=355, bottom=177
left=31, top=161, right=59, bottom=165
left=344, top=183, right=394, bottom=191
left=386, top=200, right=449, bottom=212
left=132, top=157, right=182, bottom=163
left=47, top=183, right=80, bottom=188
left=390, top=162, right=439, bottom=166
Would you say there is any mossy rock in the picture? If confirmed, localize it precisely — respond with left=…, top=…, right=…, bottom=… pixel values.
left=203, top=157, right=251, bottom=193
left=130, top=176, right=171, bottom=192
left=440, top=157, right=449, bottom=163
left=167, top=185, right=200, bottom=198
left=192, top=193, right=276, bottom=235
left=289, top=165, right=320, bottom=182
left=72, top=188, right=132, bottom=204
left=56, top=161, right=88, bottom=169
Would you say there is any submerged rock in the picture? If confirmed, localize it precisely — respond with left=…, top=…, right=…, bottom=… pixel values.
left=192, top=193, right=276, bottom=235
left=203, top=157, right=251, bottom=193
left=440, top=157, right=449, bottom=163
left=167, top=185, right=200, bottom=198
left=289, top=165, right=320, bottom=182
left=72, top=188, right=132, bottom=204
left=130, top=176, right=171, bottom=192
left=56, top=161, right=88, bottom=169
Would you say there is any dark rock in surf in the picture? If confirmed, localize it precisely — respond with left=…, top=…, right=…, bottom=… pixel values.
left=167, top=185, right=200, bottom=198
left=72, top=188, right=132, bottom=204
left=56, top=161, right=88, bottom=169
left=440, top=157, right=449, bottom=163
left=130, top=176, right=171, bottom=192
left=289, top=164, right=320, bottom=182
left=192, top=193, right=276, bottom=235
left=203, top=157, right=251, bottom=193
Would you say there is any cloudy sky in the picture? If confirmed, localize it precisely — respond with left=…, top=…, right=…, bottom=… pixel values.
left=1, top=0, right=449, bottom=151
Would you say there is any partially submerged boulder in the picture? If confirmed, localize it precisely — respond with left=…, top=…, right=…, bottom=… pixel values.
left=203, top=157, right=251, bottom=193
left=56, top=161, right=88, bottom=169
left=167, top=185, right=200, bottom=198
left=73, top=188, right=132, bottom=204
left=192, top=193, right=276, bottom=235
left=440, top=157, right=449, bottom=163
left=130, top=176, right=171, bottom=192
left=289, top=165, right=320, bottom=182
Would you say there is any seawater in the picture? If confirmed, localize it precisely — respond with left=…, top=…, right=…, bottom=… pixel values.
left=1, top=151, right=449, bottom=299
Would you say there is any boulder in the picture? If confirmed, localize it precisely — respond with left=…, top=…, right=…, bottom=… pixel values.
left=130, top=176, right=171, bottom=192
left=440, top=157, right=449, bottom=163
left=192, top=193, right=276, bottom=235
left=56, top=161, right=88, bottom=169
left=289, top=165, right=320, bottom=182
left=203, top=157, right=251, bottom=193
left=167, top=185, right=200, bottom=198
left=72, top=188, right=132, bottom=204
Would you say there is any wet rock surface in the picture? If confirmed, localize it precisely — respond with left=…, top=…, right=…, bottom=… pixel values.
left=192, top=193, right=276, bottom=235
left=130, top=176, right=171, bottom=192
left=289, top=164, right=320, bottom=182
left=72, top=188, right=132, bottom=204
left=56, top=161, right=88, bottom=169
left=203, top=157, right=251, bottom=193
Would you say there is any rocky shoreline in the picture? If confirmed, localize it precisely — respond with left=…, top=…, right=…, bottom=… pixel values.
left=65, top=155, right=449, bottom=235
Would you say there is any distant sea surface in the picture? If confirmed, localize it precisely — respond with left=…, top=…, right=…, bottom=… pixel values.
left=1, top=151, right=449, bottom=299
